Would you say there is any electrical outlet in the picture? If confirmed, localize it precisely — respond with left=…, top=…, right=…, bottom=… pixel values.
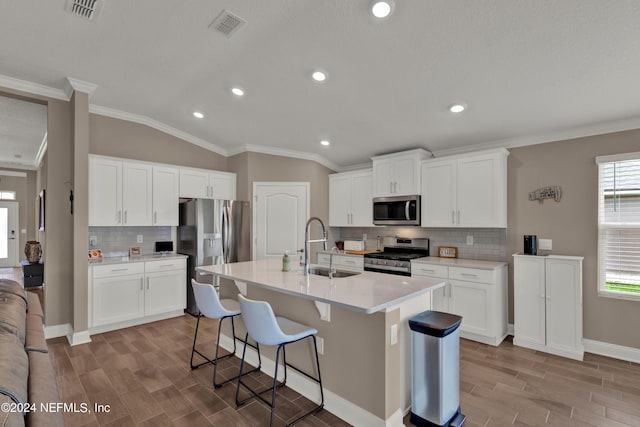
left=137, top=235, right=143, bottom=243
left=390, top=323, right=398, bottom=345
left=539, top=238, right=552, bottom=250
left=363, top=233, right=367, bottom=242
left=466, top=235, right=473, bottom=245
left=316, top=337, right=324, bottom=355
left=89, top=236, right=97, bottom=246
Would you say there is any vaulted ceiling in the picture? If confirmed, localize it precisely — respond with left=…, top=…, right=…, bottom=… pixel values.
left=1, top=1, right=640, bottom=170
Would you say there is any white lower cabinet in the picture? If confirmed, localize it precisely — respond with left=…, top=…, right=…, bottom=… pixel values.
left=411, top=260, right=508, bottom=346
left=513, top=254, right=584, bottom=360
left=89, top=258, right=186, bottom=332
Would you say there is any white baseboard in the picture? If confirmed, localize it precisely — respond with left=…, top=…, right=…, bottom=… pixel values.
left=88, top=310, right=185, bottom=335
left=44, top=323, right=72, bottom=339
left=218, top=335, right=398, bottom=427
left=68, top=329, right=92, bottom=346
left=44, top=323, right=92, bottom=346
left=583, top=339, right=640, bottom=364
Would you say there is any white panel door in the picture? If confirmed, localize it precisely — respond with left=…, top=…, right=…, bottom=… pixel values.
left=545, top=258, right=582, bottom=354
left=145, top=270, right=186, bottom=315
left=122, top=162, right=153, bottom=226
left=0, top=202, right=19, bottom=267
left=210, top=172, right=236, bottom=200
left=373, top=159, right=393, bottom=197
left=421, top=160, right=456, bottom=227
left=179, top=168, right=210, bottom=198
left=152, top=166, right=179, bottom=225
left=392, top=156, right=418, bottom=196
left=350, top=170, right=373, bottom=226
left=329, top=174, right=350, bottom=226
left=450, top=280, right=492, bottom=336
left=513, top=256, right=546, bottom=347
left=457, top=155, right=499, bottom=227
left=89, top=157, right=122, bottom=226
left=93, top=274, right=145, bottom=326
left=253, top=182, right=309, bottom=260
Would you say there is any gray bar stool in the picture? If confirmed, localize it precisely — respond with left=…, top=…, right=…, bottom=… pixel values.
left=190, top=279, right=260, bottom=388
left=236, top=294, right=324, bottom=427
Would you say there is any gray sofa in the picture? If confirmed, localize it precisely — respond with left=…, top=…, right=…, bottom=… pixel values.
left=0, top=279, right=64, bottom=427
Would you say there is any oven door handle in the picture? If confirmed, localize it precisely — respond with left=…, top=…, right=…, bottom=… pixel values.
left=405, top=201, right=410, bottom=220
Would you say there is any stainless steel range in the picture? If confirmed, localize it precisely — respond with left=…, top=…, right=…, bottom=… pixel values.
left=364, top=236, right=429, bottom=276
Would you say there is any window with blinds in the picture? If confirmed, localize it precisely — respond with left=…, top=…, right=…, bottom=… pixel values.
left=597, top=152, right=640, bottom=299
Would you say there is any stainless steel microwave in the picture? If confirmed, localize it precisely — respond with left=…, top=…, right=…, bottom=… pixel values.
left=372, top=195, right=421, bottom=226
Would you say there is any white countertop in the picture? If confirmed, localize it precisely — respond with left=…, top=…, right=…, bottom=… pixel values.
left=88, top=253, right=187, bottom=266
left=412, top=256, right=507, bottom=270
left=196, top=258, right=444, bottom=314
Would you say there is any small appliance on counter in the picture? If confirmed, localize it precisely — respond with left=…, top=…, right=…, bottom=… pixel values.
left=155, top=241, right=174, bottom=253
left=524, top=235, right=537, bottom=255
left=344, top=240, right=365, bottom=251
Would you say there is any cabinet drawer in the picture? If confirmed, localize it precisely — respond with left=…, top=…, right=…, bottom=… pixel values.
left=93, top=262, right=145, bottom=278
left=412, top=263, right=448, bottom=278
left=449, top=266, right=494, bottom=284
left=336, top=255, right=363, bottom=270
left=317, top=253, right=331, bottom=265
left=145, top=258, right=186, bottom=273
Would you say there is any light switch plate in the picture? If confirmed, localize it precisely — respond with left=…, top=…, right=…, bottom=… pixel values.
left=466, top=235, right=473, bottom=245
left=137, top=235, right=143, bottom=243
left=390, top=324, right=398, bottom=345
left=539, top=238, right=552, bottom=250
left=316, top=337, right=324, bottom=355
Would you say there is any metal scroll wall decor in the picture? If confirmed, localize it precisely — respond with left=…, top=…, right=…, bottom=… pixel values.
left=529, top=186, right=562, bottom=203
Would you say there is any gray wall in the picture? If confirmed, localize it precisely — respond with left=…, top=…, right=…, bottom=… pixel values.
left=507, top=128, right=640, bottom=349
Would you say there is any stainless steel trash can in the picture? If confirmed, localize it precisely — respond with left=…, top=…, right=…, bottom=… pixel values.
left=409, top=310, right=465, bottom=427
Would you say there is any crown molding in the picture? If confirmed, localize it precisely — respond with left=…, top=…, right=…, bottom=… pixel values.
left=433, top=115, right=640, bottom=157
left=229, top=144, right=341, bottom=172
left=0, top=74, right=68, bottom=100
left=35, top=132, right=48, bottom=168
left=0, top=170, right=28, bottom=177
left=64, top=77, right=98, bottom=99
left=89, top=104, right=229, bottom=157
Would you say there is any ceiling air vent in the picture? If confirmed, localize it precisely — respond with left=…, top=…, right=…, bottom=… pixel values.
left=66, top=0, right=104, bottom=21
left=209, top=9, right=246, bottom=37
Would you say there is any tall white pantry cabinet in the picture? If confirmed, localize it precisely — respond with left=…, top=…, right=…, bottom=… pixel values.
left=513, top=254, right=584, bottom=360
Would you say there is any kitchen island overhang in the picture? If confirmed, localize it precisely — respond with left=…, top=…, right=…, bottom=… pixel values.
left=196, top=259, right=445, bottom=427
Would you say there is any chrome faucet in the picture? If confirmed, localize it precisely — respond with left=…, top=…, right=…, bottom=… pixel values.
left=304, top=217, right=327, bottom=275
left=329, top=246, right=339, bottom=279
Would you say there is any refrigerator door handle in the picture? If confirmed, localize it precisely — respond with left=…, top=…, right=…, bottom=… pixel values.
left=222, top=204, right=230, bottom=263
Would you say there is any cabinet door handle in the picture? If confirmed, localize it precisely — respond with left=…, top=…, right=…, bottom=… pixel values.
left=452, top=210, right=455, bottom=225
left=146, top=277, right=150, bottom=290
left=460, top=273, right=478, bottom=278
left=420, top=268, right=435, bottom=274
left=394, top=182, right=398, bottom=193
left=349, top=213, right=353, bottom=224
left=111, top=268, right=128, bottom=272
left=345, top=260, right=356, bottom=265
left=140, top=278, right=144, bottom=291
left=457, top=210, right=460, bottom=224
left=117, top=210, right=122, bottom=224
left=124, top=210, right=128, bottom=224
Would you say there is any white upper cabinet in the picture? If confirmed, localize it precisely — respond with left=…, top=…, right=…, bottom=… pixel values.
left=372, top=149, right=432, bottom=197
left=329, top=169, right=373, bottom=227
left=122, top=162, right=153, bottom=226
left=152, top=166, right=179, bottom=225
left=89, top=157, right=153, bottom=226
left=89, top=157, right=123, bottom=226
left=421, top=148, right=509, bottom=228
left=179, top=168, right=236, bottom=200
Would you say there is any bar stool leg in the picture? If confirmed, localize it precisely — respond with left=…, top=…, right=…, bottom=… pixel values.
left=212, top=316, right=240, bottom=388
left=190, top=313, right=215, bottom=369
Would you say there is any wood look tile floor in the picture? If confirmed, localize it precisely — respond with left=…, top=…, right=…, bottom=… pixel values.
left=47, top=315, right=640, bottom=427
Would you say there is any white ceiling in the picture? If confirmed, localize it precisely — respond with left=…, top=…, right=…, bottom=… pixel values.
left=1, top=1, right=640, bottom=170
left=0, top=96, right=46, bottom=169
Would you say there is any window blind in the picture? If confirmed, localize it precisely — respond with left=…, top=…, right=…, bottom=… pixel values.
left=598, top=156, right=640, bottom=292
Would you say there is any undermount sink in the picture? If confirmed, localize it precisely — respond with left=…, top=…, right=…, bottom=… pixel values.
left=307, top=267, right=360, bottom=278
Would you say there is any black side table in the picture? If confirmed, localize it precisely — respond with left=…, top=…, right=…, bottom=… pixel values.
left=22, top=260, right=44, bottom=288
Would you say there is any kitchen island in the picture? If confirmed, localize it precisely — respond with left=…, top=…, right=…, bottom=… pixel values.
left=196, top=258, right=444, bottom=427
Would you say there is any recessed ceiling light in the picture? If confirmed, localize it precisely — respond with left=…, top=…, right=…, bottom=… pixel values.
left=320, top=140, right=331, bottom=146
left=312, top=71, right=327, bottom=82
left=193, top=111, right=204, bottom=119
left=231, top=87, right=245, bottom=96
left=449, top=104, right=466, bottom=113
left=371, top=1, right=394, bottom=18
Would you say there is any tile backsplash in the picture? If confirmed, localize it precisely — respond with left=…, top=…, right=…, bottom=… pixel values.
left=89, top=226, right=173, bottom=257
left=333, top=226, right=507, bottom=261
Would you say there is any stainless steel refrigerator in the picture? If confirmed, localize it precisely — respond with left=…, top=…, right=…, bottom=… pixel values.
left=177, top=199, right=251, bottom=315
